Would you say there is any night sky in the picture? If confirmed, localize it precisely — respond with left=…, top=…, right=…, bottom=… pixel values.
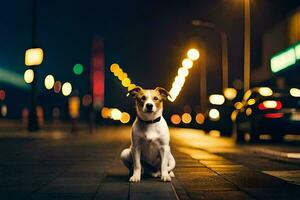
left=1, top=0, right=300, bottom=115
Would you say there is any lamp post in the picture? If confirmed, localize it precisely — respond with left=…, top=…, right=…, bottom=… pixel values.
left=25, top=0, right=43, bottom=131
left=244, top=0, right=251, bottom=91
left=192, top=19, right=229, bottom=90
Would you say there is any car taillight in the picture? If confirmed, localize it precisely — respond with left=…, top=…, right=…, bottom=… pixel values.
left=258, top=100, right=282, bottom=110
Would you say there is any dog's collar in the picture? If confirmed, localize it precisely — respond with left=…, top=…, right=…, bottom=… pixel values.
left=138, top=116, right=161, bottom=124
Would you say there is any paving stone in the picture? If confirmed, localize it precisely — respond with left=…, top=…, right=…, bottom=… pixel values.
left=187, top=190, right=254, bottom=200
left=38, top=177, right=100, bottom=193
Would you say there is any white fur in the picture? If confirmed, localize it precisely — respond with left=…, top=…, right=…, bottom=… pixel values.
left=120, top=92, right=176, bottom=182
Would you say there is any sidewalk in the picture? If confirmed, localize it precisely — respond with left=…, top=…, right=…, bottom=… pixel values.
left=1, top=126, right=300, bottom=199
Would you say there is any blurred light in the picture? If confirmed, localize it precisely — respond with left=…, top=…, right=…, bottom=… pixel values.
left=259, top=100, right=282, bottom=110
left=170, top=114, right=181, bottom=125
left=264, top=113, right=284, bottom=118
left=36, top=106, right=44, bottom=126
left=209, top=94, right=225, bottom=105
left=271, top=48, right=296, bottom=73
left=234, top=102, right=243, bottom=110
left=62, top=82, right=72, bottom=96
left=24, top=69, right=34, bottom=84
left=120, top=112, right=130, bottom=123
left=44, top=75, right=55, bottom=90
left=73, top=63, right=84, bottom=75
left=122, top=78, right=131, bottom=87
left=110, top=63, right=120, bottom=73
left=209, top=109, right=220, bottom=121
left=101, top=107, right=111, bottom=119
left=111, top=108, right=122, bottom=120
left=1, top=105, right=7, bottom=117
left=182, top=58, right=193, bottom=69
left=127, top=84, right=136, bottom=91
left=25, top=48, right=44, bottom=66
left=244, top=89, right=252, bottom=100
left=187, top=49, right=200, bottom=61
left=0, top=90, right=5, bottom=101
left=290, top=88, right=300, bottom=97
left=258, top=87, right=273, bottom=97
left=195, top=113, right=205, bottom=124
left=113, top=68, right=123, bottom=77
left=54, top=81, right=62, bottom=93
left=69, top=96, right=80, bottom=118
left=247, top=98, right=256, bottom=105
left=118, top=72, right=127, bottom=81
left=209, top=130, right=220, bottom=138
left=223, top=88, right=237, bottom=100
left=82, top=94, right=92, bottom=106
left=295, top=43, right=300, bottom=60
left=246, top=108, right=252, bottom=116
left=178, top=67, right=189, bottom=77
left=182, top=113, right=192, bottom=124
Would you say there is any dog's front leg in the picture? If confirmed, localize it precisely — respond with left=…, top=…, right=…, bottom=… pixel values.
left=160, top=145, right=171, bottom=182
left=129, top=146, right=141, bottom=182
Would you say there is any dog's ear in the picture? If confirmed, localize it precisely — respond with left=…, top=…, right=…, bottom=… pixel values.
left=155, top=87, right=170, bottom=100
left=127, top=86, right=142, bottom=98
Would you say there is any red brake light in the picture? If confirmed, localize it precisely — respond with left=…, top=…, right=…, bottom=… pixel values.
left=258, top=100, right=282, bottom=110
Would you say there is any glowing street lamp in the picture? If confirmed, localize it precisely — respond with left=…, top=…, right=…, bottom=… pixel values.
left=182, top=58, right=193, bottom=69
left=187, top=48, right=200, bottom=61
left=25, top=48, right=44, bottom=66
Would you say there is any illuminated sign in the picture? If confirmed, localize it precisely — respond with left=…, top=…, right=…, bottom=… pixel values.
left=91, top=38, right=105, bottom=109
left=270, top=41, right=300, bottom=73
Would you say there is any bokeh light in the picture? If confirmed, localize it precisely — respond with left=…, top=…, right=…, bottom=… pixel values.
left=290, top=88, right=300, bottom=97
left=110, top=63, right=120, bottom=73
left=258, top=87, right=273, bottom=97
left=178, top=67, right=189, bottom=77
left=73, top=63, right=84, bottom=75
left=209, top=94, right=225, bottom=105
left=120, top=112, right=131, bottom=123
left=182, top=113, right=192, bottom=124
left=122, top=78, right=131, bottom=87
left=187, top=48, right=200, bottom=61
left=0, top=90, right=5, bottom=101
left=208, top=109, right=220, bottom=121
left=182, top=58, right=193, bottom=69
left=170, top=114, right=181, bottom=125
left=54, top=81, right=62, bottom=93
left=44, top=75, right=55, bottom=90
left=62, top=82, right=72, bottom=96
left=195, top=113, right=205, bottom=124
left=25, top=48, right=44, bottom=66
left=111, top=108, right=122, bottom=120
left=223, top=88, right=237, bottom=100
left=24, top=69, right=34, bottom=84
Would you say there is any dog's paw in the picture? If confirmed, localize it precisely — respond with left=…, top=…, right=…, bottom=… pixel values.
left=129, top=174, right=141, bottom=182
left=161, top=174, right=171, bottom=182
left=151, top=171, right=161, bottom=178
left=169, top=171, right=175, bottom=178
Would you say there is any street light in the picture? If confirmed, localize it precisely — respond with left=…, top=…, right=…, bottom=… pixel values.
left=244, top=0, right=251, bottom=91
left=25, top=48, right=44, bottom=131
left=192, top=19, right=229, bottom=89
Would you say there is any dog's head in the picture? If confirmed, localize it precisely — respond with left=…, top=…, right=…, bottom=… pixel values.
left=128, top=86, right=170, bottom=121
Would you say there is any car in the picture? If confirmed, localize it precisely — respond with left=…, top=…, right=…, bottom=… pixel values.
left=231, top=87, right=300, bottom=143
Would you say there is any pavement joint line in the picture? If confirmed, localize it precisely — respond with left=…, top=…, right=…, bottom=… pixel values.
left=91, top=173, right=107, bottom=200
left=171, top=177, right=191, bottom=200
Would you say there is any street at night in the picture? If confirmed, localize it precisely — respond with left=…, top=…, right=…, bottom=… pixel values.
left=1, top=127, right=300, bottom=199
left=2, top=0, right=300, bottom=199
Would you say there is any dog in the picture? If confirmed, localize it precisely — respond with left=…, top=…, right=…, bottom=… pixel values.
left=120, top=86, right=176, bottom=182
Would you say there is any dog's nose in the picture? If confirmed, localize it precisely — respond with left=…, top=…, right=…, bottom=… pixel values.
left=146, top=103, right=153, bottom=111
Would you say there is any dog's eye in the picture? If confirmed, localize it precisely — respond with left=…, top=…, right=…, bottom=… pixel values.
left=141, top=96, right=146, bottom=101
left=153, top=96, right=159, bottom=101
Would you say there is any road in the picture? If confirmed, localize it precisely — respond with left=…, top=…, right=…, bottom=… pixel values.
left=1, top=126, right=300, bottom=199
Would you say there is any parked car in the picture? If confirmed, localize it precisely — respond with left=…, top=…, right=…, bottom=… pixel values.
left=231, top=87, right=300, bottom=143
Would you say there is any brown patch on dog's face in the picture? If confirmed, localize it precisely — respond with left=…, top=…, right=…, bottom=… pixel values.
left=128, top=86, right=169, bottom=113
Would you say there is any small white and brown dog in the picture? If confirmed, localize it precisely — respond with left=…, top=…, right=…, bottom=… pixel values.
left=120, top=86, right=176, bottom=182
